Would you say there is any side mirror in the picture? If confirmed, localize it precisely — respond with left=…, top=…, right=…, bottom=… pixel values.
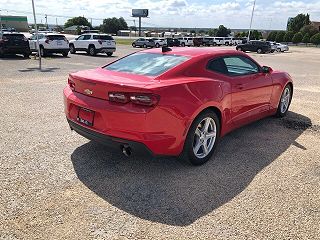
left=262, top=66, right=272, bottom=74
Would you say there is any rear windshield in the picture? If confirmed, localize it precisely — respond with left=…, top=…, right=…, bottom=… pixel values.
left=3, top=34, right=25, bottom=40
left=104, top=53, right=189, bottom=76
left=47, top=35, right=65, bottom=40
left=93, top=35, right=113, bottom=40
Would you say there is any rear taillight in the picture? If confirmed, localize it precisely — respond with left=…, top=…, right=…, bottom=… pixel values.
left=68, top=78, right=75, bottom=91
left=108, top=92, right=159, bottom=106
left=108, top=92, right=129, bottom=103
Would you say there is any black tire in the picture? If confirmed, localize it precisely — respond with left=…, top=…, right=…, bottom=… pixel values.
left=276, top=84, right=292, bottom=118
left=88, top=45, right=96, bottom=56
left=132, top=43, right=136, bottom=47
left=181, top=42, right=185, bottom=47
left=69, top=44, right=76, bottom=54
left=23, top=52, right=30, bottom=58
left=213, top=42, right=217, bottom=46
left=257, top=48, right=262, bottom=54
left=155, top=43, right=160, bottom=48
left=62, top=51, right=68, bottom=57
left=40, top=46, right=46, bottom=57
left=180, top=110, right=220, bottom=166
left=225, top=42, right=229, bottom=46
left=143, top=44, right=147, bottom=48
left=106, top=52, right=113, bottom=57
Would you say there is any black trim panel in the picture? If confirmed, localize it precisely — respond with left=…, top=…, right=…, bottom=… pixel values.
left=67, top=119, right=154, bottom=157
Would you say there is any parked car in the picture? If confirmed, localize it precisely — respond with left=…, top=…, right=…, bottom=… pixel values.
left=213, top=37, right=224, bottom=46
left=177, top=37, right=193, bottom=47
left=151, top=38, right=165, bottom=48
left=29, top=33, right=69, bottom=57
left=223, top=37, right=233, bottom=46
left=64, top=47, right=293, bottom=165
left=69, top=34, right=116, bottom=56
left=0, top=32, right=31, bottom=58
left=232, top=37, right=246, bottom=46
left=203, top=37, right=214, bottom=46
left=132, top=38, right=155, bottom=48
left=236, top=40, right=272, bottom=54
left=193, top=37, right=204, bottom=47
left=274, top=42, right=289, bottom=52
left=165, top=38, right=180, bottom=47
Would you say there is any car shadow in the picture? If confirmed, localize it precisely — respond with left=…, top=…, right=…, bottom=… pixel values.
left=70, top=112, right=311, bottom=226
left=71, top=52, right=116, bottom=58
left=0, top=54, right=29, bottom=60
left=18, top=67, right=60, bottom=72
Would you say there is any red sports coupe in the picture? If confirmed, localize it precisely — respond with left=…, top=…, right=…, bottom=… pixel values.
left=64, top=47, right=293, bottom=165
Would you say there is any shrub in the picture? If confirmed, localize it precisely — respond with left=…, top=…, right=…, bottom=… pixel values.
left=300, top=25, right=319, bottom=36
left=275, top=31, right=286, bottom=42
left=302, top=33, right=310, bottom=44
left=310, top=33, right=320, bottom=45
left=292, top=32, right=303, bottom=43
left=283, top=31, right=294, bottom=42
left=267, top=31, right=277, bottom=41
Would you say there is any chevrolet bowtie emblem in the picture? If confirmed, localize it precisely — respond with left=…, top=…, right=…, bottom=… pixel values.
left=84, top=89, right=93, bottom=95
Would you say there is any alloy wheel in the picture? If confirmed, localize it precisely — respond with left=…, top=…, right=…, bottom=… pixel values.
left=192, top=117, right=217, bottom=159
left=280, top=87, right=291, bottom=113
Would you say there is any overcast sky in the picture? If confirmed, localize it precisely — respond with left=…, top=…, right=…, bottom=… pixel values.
left=2, top=0, right=320, bottom=30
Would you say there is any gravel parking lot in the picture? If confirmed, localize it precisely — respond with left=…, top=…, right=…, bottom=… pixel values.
left=1, top=45, right=319, bottom=239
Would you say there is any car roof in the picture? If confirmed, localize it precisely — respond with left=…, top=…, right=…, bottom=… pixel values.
left=142, top=47, right=241, bottom=57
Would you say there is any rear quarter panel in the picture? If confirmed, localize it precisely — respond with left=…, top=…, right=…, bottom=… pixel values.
left=270, top=71, right=293, bottom=110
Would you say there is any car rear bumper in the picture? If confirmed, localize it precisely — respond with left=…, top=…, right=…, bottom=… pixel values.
left=43, top=48, right=70, bottom=53
left=67, top=119, right=153, bottom=157
left=1, top=46, right=30, bottom=54
left=63, top=86, right=186, bottom=156
left=97, top=47, right=116, bottom=53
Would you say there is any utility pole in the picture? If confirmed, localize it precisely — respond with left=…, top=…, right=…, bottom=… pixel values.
left=31, top=0, right=42, bottom=70
left=0, top=10, right=3, bottom=39
left=247, top=0, right=256, bottom=42
left=138, top=17, right=141, bottom=37
left=45, top=14, right=48, bottom=29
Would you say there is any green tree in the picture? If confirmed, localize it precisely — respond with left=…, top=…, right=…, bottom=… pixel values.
left=100, top=17, right=128, bottom=34
left=302, top=33, right=310, bottom=44
left=64, top=16, right=92, bottom=29
left=250, top=30, right=262, bottom=40
left=287, top=13, right=311, bottom=32
left=275, top=31, right=286, bottom=42
left=300, top=25, right=319, bottom=36
left=283, top=31, right=294, bottom=42
left=208, top=28, right=218, bottom=36
left=310, top=33, right=320, bottom=45
left=292, top=32, right=303, bottom=43
left=267, top=31, right=277, bottom=41
left=216, top=25, right=231, bottom=37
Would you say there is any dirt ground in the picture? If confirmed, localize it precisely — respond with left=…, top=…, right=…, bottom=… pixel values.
left=0, top=46, right=319, bottom=239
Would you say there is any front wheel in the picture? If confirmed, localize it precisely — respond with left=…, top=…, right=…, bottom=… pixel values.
left=180, top=111, right=220, bottom=165
left=276, top=85, right=292, bottom=117
left=88, top=46, right=96, bottom=56
left=257, top=48, right=262, bottom=54
left=106, top=52, right=113, bottom=57
left=62, top=51, right=68, bottom=57
left=69, top=44, right=76, bottom=54
left=155, top=43, right=160, bottom=48
left=132, top=43, right=136, bottom=47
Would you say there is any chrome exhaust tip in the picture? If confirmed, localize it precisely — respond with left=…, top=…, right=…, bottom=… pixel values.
left=121, top=145, right=132, bottom=157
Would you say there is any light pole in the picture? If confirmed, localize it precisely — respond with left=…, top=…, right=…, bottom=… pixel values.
left=31, top=0, right=42, bottom=70
left=247, top=0, right=256, bottom=42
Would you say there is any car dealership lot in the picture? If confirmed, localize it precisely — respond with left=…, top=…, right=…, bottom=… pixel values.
left=1, top=46, right=319, bottom=239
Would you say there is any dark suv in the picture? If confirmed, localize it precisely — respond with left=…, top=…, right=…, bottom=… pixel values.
left=0, top=33, right=31, bottom=57
left=236, top=40, right=271, bottom=54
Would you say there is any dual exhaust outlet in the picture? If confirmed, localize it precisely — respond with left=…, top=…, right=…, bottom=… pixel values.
left=121, top=144, right=132, bottom=157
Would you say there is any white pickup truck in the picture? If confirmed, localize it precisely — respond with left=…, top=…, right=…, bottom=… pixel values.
left=69, top=34, right=116, bottom=56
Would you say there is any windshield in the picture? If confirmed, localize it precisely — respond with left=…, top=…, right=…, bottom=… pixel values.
left=104, top=53, right=189, bottom=76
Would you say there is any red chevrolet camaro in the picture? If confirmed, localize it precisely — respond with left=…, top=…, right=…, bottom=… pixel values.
left=64, top=47, right=293, bottom=165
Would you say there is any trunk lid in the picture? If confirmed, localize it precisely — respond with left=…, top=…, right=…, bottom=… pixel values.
left=69, top=68, right=156, bottom=100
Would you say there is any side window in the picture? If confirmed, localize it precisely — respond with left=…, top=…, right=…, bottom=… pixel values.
left=77, top=36, right=85, bottom=40
left=207, top=58, right=229, bottom=75
left=83, top=35, right=91, bottom=40
left=223, top=56, right=259, bottom=76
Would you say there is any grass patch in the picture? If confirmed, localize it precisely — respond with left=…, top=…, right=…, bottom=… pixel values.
left=116, top=39, right=134, bottom=45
